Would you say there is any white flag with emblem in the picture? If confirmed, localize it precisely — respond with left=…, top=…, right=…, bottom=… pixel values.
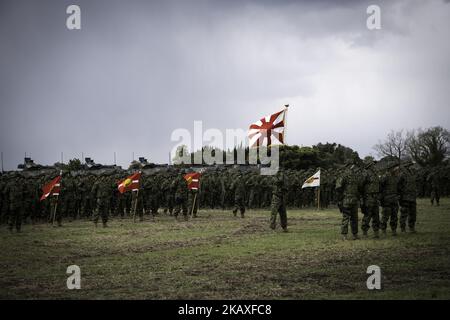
left=302, top=170, right=320, bottom=189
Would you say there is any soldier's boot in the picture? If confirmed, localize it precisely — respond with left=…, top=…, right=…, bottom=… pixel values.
left=232, top=209, right=237, bottom=217
left=282, top=227, right=288, bottom=233
left=94, top=221, right=98, bottom=228
left=373, top=230, right=380, bottom=239
left=103, top=222, right=108, bottom=228
left=352, top=234, right=359, bottom=240
left=241, top=212, right=245, bottom=218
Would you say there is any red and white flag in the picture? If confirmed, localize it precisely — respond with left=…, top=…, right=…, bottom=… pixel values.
left=40, top=175, right=62, bottom=201
left=248, top=106, right=288, bottom=148
left=118, top=172, right=141, bottom=194
left=184, top=172, right=201, bottom=190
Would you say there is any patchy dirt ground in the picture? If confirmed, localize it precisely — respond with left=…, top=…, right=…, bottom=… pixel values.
left=0, top=198, right=449, bottom=299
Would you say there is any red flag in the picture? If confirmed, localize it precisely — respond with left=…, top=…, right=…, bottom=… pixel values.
left=248, top=106, right=287, bottom=147
left=118, top=172, right=141, bottom=194
left=184, top=172, right=201, bottom=190
left=40, top=176, right=62, bottom=201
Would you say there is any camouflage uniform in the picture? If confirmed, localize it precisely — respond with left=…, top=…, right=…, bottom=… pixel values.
left=172, top=174, right=189, bottom=220
left=5, top=175, right=24, bottom=232
left=230, top=173, right=246, bottom=217
left=270, top=171, right=288, bottom=231
left=62, top=175, right=76, bottom=221
left=398, top=163, right=417, bottom=232
left=361, top=162, right=380, bottom=237
left=428, top=170, right=441, bottom=206
left=380, top=165, right=400, bottom=235
left=91, top=176, right=114, bottom=227
left=143, top=174, right=160, bottom=218
left=336, top=164, right=361, bottom=239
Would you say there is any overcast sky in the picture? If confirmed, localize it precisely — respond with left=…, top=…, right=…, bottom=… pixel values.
left=1, top=0, right=449, bottom=170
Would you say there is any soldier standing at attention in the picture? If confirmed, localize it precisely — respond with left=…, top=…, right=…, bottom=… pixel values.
left=428, top=168, right=441, bottom=206
left=335, top=160, right=361, bottom=240
left=398, top=161, right=418, bottom=233
left=5, top=173, right=24, bottom=232
left=380, top=163, right=400, bottom=236
left=361, top=160, right=381, bottom=238
left=270, top=169, right=288, bottom=232
left=91, top=175, right=113, bottom=227
left=143, top=174, right=160, bottom=220
left=230, top=172, right=246, bottom=218
left=172, top=170, right=189, bottom=221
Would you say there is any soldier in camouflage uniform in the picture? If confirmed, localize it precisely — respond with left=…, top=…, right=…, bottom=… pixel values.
left=427, top=169, right=441, bottom=206
left=61, top=172, right=77, bottom=221
left=335, top=161, right=361, bottom=240
left=162, top=171, right=175, bottom=215
left=270, top=169, right=288, bottom=232
left=5, top=174, right=24, bottom=232
left=113, top=173, right=127, bottom=218
left=380, top=163, right=400, bottom=236
left=172, top=171, right=189, bottom=220
left=91, top=175, right=114, bottom=227
left=143, top=174, right=160, bottom=220
left=230, top=172, right=246, bottom=218
left=398, top=161, right=417, bottom=233
left=361, top=160, right=380, bottom=238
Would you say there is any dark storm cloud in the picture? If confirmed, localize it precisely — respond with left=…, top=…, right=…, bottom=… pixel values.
left=1, top=0, right=449, bottom=170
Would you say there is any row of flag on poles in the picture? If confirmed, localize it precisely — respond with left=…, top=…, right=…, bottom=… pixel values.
left=39, top=171, right=202, bottom=202
left=39, top=169, right=320, bottom=202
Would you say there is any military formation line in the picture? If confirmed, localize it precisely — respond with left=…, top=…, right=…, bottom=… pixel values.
left=0, top=158, right=447, bottom=240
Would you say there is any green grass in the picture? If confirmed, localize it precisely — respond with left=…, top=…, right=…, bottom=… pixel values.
left=1, top=198, right=449, bottom=299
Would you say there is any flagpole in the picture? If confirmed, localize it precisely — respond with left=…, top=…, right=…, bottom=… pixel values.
left=190, top=192, right=197, bottom=217
left=52, top=195, right=59, bottom=226
left=133, top=189, right=139, bottom=223
left=317, top=187, right=321, bottom=211
left=283, top=104, right=289, bottom=145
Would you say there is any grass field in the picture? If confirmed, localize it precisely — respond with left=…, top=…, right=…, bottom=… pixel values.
left=0, top=198, right=449, bottom=300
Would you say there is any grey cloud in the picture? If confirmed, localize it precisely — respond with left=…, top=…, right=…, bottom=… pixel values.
left=1, top=0, right=449, bottom=170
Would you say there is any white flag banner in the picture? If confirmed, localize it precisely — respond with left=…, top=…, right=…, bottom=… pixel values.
left=302, top=170, right=320, bottom=189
